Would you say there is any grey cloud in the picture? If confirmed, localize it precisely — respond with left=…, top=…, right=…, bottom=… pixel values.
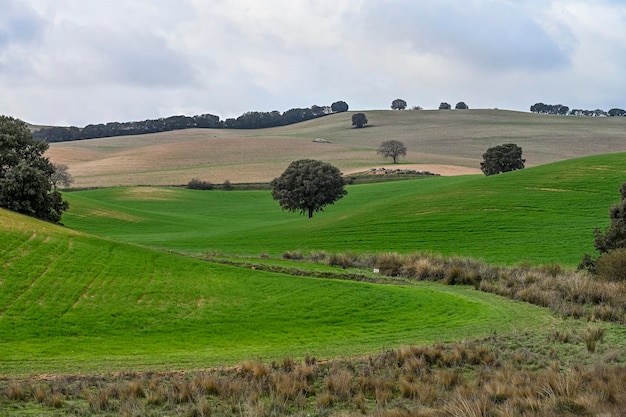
left=0, top=0, right=44, bottom=46
left=93, top=31, right=198, bottom=88
left=359, top=1, right=572, bottom=71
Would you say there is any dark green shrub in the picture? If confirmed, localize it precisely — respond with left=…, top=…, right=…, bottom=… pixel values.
left=593, top=182, right=626, bottom=254
left=222, top=180, right=233, bottom=191
left=596, top=249, right=626, bottom=282
left=578, top=253, right=597, bottom=273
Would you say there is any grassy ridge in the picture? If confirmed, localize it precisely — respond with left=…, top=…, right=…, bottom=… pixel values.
left=62, top=153, right=626, bottom=265
left=0, top=209, right=552, bottom=375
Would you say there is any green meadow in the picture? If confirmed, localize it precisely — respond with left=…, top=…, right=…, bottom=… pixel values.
left=2, top=152, right=623, bottom=375
left=62, top=153, right=626, bottom=266
left=0, top=209, right=552, bottom=376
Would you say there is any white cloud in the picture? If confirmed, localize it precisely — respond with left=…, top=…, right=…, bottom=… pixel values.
left=0, top=0, right=624, bottom=125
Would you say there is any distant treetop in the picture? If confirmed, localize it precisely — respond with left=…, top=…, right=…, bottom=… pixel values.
left=331, top=101, right=349, bottom=113
left=531, top=102, right=626, bottom=117
left=391, top=99, right=407, bottom=110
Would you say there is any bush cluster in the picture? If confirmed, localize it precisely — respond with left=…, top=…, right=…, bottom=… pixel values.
left=187, top=178, right=213, bottom=190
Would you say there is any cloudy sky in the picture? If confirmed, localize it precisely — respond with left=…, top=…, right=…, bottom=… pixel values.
left=1, top=0, right=625, bottom=126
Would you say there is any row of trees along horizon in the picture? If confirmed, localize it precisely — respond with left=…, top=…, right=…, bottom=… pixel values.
left=33, top=101, right=350, bottom=143
left=530, top=102, right=626, bottom=117
left=33, top=100, right=626, bottom=143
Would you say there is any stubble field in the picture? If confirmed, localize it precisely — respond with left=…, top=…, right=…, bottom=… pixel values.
left=46, top=109, right=626, bottom=187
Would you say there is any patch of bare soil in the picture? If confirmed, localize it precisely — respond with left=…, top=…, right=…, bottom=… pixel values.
left=343, top=164, right=481, bottom=176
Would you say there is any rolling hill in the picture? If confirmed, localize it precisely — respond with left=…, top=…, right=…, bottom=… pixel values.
left=61, top=153, right=626, bottom=266
left=46, top=109, right=626, bottom=188
left=0, top=208, right=553, bottom=375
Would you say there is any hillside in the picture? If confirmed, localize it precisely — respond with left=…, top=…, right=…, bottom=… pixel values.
left=46, top=109, right=626, bottom=188
left=0, top=208, right=553, bottom=375
left=61, top=153, right=626, bottom=266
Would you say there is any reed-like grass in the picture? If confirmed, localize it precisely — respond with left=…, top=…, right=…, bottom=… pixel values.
left=2, top=327, right=624, bottom=416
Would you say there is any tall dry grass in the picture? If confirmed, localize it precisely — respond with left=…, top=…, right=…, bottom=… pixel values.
left=3, top=335, right=625, bottom=416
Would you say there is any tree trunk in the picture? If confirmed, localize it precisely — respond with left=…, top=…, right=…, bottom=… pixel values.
left=308, top=207, right=313, bottom=218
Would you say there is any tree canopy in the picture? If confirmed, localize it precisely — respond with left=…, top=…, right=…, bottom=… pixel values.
left=391, top=99, right=407, bottom=110
left=0, top=116, right=69, bottom=222
left=377, top=140, right=407, bottom=164
left=455, top=102, right=469, bottom=110
left=480, top=143, right=525, bottom=176
left=351, top=113, right=368, bottom=128
left=331, top=101, right=349, bottom=113
left=438, top=102, right=451, bottom=110
left=270, top=159, right=347, bottom=218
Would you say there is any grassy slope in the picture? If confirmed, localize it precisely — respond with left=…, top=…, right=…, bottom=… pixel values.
left=46, top=110, right=626, bottom=187
left=0, top=209, right=552, bottom=376
left=62, top=153, right=626, bottom=266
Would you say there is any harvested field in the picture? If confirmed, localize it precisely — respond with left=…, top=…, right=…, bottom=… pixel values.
left=46, top=110, right=626, bottom=187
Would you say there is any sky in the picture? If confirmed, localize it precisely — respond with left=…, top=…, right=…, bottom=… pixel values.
left=1, top=0, right=625, bottom=126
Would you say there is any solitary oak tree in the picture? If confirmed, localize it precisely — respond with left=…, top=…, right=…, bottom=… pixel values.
left=391, top=99, right=407, bottom=110
left=270, top=159, right=347, bottom=218
left=377, top=140, right=407, bottom=164
left=351, top=113, right=368, bottom=128
left=480, top=143, right=525, bottom=176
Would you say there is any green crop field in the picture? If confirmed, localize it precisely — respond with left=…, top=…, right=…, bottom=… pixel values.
left=0, top=209, right=553, bottom=376
left=61, top=153, right=626, bottom=266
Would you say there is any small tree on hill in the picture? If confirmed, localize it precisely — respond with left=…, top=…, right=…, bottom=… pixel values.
left=377, top=140, right=407, bottom=164
left=351, top=113, right=368, bottom=128
left=270, top=159, right=347, bottom=218
left=455, top=102, right=469, bottom=110
left=391, top=99, right=407, bottom=110
left=0, top=115, right=69, bottom=223
left=480, top=143, right=525, bottom=176
left=439, top=102, right=451, bottom=110
left=50, top=163, right=73, bottom=190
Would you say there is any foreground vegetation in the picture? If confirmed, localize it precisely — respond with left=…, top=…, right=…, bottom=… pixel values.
left=2, top=323, right=625, bottom=416
left=4, top=143, right=626, bottom=414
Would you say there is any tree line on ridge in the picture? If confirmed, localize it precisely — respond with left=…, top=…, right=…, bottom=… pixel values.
left=33, top=101, right=350, bottom=143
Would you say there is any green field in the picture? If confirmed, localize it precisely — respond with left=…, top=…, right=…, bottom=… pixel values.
left=3, top=112, right=625, bottom=415
left=0, top=209, right=553, bottom=376
left=61, top=153, right=626, bottom=266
